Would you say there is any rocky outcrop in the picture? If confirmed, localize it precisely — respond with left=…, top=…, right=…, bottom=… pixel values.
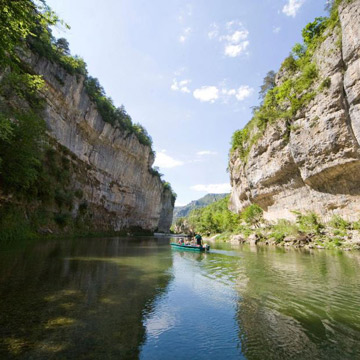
left=229, top=0, right=360, bottom=221
left=23, top=53, right=173, bottom=232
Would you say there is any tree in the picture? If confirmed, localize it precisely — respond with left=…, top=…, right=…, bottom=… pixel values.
left=0, top=111, right=46, bottom=191
left=259, top=70, right=276, bottom=102
left=292, top=43, right=306, bottom=59
left=55, top=38, right=70, bottom=55
left=302, top=17, right=327, bottom=46
left=241, top=204, right=263, bottom=227
left=0, top=0, right=58, bottom=68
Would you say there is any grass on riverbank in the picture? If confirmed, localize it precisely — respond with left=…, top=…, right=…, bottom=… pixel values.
left=206, top=212, right=360, bottom=251
left=176, top=199, right=360, bottom=251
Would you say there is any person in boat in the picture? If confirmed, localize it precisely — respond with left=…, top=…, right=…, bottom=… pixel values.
left=194, top=233, right=203, bottom=247
left=178, top=238, right=185, bottom=245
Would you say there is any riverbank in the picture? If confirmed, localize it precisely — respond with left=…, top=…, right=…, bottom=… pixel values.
left=203, top=224, right=360, bottom=251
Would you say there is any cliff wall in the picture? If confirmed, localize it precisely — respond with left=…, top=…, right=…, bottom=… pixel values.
left=229, top=0, right=360, bottom=221
left=19, top=53, right=173, bottom=233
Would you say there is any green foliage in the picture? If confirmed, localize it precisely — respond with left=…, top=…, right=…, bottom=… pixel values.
left=78, top=201, right=88, bottom=214
left=163, top=182, right=177, bottom=205
left=150, top=166, right=163, bottom=177
left=269, top=219, right=300, bottom=243
left=302, top=17, right=328, bottom=46
left=352, top=221, right=360, bottom=230
left=230, top=10, right=333, bottom=162
left=259, top=70, right=276, bottom=101
left=0, top=0, right=54, bottom=66
left=84, top=77, right=153, bottom=146
left=281, top=55, right=298, bottom=73
left=241, top=204, right=263, bottom=227
left=3, top=0, right=155, bottom=152
left=187, top=196, right=240, bottom=234
left=0, top=205, right=36, bottom=244
left=329, top=215, right=351, bottom=230
left=292, top=43, right=306, bottom=59
left=74, top=189, right=84, bottom=199
left=54, top=189, right=74, bottom=210
left=85, top=77, right=131, bottom=129
left=319, top=77, right=331, bottom=91
left=292, top=211, right=324, bottom=234
left=54, top=212, right=71, bottom=228
left=132, top=123, right=153, bottom=147
left=0, top=111, right=46, bottom=191
left=231, top=128, right=249, bottom=159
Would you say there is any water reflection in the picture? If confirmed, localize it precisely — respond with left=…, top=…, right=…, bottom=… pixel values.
left=1, top=238, right=360, bottom=359
left=234, top=247, right=360, bottom=360
left=0, top=237, right=173, bottom=359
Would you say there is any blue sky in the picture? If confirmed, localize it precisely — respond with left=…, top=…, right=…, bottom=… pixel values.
left=46, top=0, right=327, bottom=206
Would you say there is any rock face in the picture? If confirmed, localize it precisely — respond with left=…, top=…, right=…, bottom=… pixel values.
left=229, top=0, right=360, bottom=221
left=26, top=54, right=174, bottom=232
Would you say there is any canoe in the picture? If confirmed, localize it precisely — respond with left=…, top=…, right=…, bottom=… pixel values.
left=170, top=243, right=210, bottom=252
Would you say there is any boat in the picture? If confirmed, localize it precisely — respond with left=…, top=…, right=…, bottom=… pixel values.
left=170, top=243, right=210, bottom=252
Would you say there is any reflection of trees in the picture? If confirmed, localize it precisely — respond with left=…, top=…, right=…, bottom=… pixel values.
left=0, top=237, right=173, bottom=359
left=235, top=247, right=360, bottom=360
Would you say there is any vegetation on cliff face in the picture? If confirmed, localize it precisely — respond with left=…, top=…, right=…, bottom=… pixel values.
left=0, top=0, right=174, bottom=242
left=176, top=197, right=360, bottom=250
left=230, top=1, right=346, bottom=162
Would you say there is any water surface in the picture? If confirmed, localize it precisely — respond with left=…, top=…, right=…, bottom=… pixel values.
left=0, top=237, right=359, bottom=359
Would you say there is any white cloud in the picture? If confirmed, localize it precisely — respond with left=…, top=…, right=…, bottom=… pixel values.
left=177, top=3, right=193, bottom=23
left=273, top=26, right=281, bottom=33
left=235, top=85, right=253, bottom=101
left=197, top=150, right=218, bottom=156
left=170, top=73, right=253, bottom=104
left=224, top=42, right=249, bottom=57
left=208, top=23, right=219, bottom=39
left=193, top=86, right=219, bottom=103
left=171, top=78, right=191, bottom=93
left=282, top=0, right=305, bottom=17
left=154, top=151, right=184, bottom=169
left=209, top=20, right=250, bottom=57
left=221, top=85, right=254, bottom=102
left=191, top=183, right=231, bottom=193
left=222, top=89, right=236, bottom=96
left=179, top=27, right=191, bottom=43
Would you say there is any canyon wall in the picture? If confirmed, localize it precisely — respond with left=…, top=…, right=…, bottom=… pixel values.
left=229, top=0, right=360, bottom=221
left=23, top=53, right=173, bottom=233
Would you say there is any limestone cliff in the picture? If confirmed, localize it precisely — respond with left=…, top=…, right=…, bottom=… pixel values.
left=229, top=0, right=360, bottom=221
left=21, top=53, right=173, bottom=233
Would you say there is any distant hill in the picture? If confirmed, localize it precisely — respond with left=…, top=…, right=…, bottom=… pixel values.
left=173, top=193, right=228, bottom=223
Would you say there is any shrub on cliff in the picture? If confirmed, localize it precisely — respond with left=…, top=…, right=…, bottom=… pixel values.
left=0, top=111, right=46, bottom=192
left=229, top=4, right=343, bottom=162
left=241, top=204, right=263, bottom=227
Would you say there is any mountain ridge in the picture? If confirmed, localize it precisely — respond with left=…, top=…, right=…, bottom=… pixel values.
left=173, top=193, right=228, bottom=222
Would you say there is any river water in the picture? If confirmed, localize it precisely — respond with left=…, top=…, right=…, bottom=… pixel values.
left=0, top=237, right=359, bottom=359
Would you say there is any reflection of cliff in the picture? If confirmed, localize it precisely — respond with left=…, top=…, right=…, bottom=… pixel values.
left=235, top=248, right=360, bottom=359
left=0, top=238, right=173, bottom=359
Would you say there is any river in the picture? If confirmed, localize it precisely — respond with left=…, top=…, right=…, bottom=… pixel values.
left=0, top=237, right=359, bottom=359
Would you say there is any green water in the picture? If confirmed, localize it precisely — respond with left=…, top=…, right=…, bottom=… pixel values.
left=0, top=237, right=359, bottom=359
